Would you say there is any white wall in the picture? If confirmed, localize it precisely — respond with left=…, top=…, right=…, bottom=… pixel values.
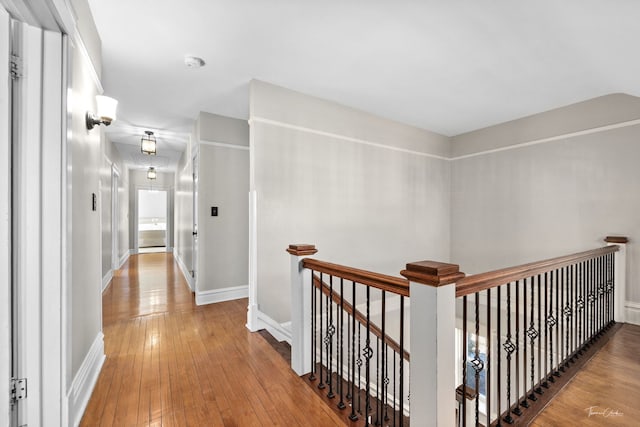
left=196, top=113, right=249, bottom=296
left=451, top=93, right=640, bottom=319
left=250, top=80, right=452, bottom=324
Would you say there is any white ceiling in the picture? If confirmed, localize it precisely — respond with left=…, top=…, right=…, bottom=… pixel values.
left=88, top=0, right=640, bottom=171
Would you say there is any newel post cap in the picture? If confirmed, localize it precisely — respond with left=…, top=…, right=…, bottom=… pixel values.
left=605, top=236, right=629, bottom=244
left=400, top=260, right=465, bottom=287
left=286, top=244, right=318, bottom=256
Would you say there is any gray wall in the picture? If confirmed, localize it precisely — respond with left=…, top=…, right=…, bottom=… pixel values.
left=69, top=30, right=102, bottom=381
left=100, top=136, right=128, bottom=279
left=250, top=80, right=452, bottom=323
left=196, top=113, right=249, bottom=293
left=451, top=94, right=640, bottom=311
left=174, top=146, right=194, bottom=285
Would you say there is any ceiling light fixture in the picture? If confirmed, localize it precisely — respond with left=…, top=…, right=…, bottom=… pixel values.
left=86, top=95, right=118, bottom=130
left=184, top=55, right=205, bottom=68
left=141, top=130, right=157, bottom=155
left=147, top=167, right=157, bottom=180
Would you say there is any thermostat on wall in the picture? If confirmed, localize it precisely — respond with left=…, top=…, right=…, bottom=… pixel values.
left=211, top=206, right=218, bottom=216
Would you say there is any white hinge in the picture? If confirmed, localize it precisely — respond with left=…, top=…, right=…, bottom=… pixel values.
left=10, top=378, right=27, bottom=403
left=10, top=54, right=23, bottom=80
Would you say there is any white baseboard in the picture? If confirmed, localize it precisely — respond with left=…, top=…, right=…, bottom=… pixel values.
left=196, top=285, right=248, bottom=306
left=253, top=309, right=292, bottom=344
left=118, top=250, right=130, bottom=269
left=625, top=301, right=640, bottom=325
left=67, top=332, right=105, bottom=427
left=174, top=251, right=194, bottom=291
left=101, top=270, right=113, bottom=293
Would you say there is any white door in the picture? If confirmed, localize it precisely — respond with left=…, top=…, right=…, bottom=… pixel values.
left=0, top=6, right=13, bottom=426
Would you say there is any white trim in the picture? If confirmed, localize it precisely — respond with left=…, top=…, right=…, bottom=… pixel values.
left=101, top=270, right=113, bottom=293
left=195, top=285, right=249, bottom=305
left=117, top=249, right=130, bottom=269
left=249, top=116, right=449, bottom=161
left=254, top=309, right=292, bottom=344
left=200, top=139, right=250, bottom=151
left=66, top=332, right=105, bottom=427
left=0, top=7, right=10, bottom=426
left=175, top=251, right=194, bottom=291
left=625, top=301, right=640, bottom=326
left=246, top=190, right=259, bottom=331
left=451, top=118, right=640, bottom=160
left=70, top=27, right=102, bottom=93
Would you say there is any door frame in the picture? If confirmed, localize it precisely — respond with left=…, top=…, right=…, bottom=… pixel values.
left=111, top=164, right=120, bottom=270
left=192, top=149, right=199, bottom=289
left=0, top=6, right=11, bottom=426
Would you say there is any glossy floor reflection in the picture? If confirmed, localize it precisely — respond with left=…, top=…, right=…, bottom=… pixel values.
left=82, top=253, right=346, bottom=426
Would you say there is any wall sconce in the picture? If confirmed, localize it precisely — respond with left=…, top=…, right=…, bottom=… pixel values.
left=141, top=130, right=157, bottom=155
left=86, top=95, right=118, bottom=130
left=147, top=167, right=157, bottom=180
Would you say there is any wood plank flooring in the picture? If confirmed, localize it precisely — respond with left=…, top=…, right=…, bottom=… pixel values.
left=531, top=323, right=640, bottom=426
left=81, top=253, right=346, bottom=427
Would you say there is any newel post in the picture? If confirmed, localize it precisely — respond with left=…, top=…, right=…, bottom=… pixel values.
left=401, top=261, right=465, bottom=427
left=287, top=244, right=318, bottom=376
left=605, top=236, right=628, bottom=323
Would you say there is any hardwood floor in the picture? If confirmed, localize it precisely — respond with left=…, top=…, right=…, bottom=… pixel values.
left=81, top=253, right=346, bottom=426
left=531, top=323, right=640, bottom=427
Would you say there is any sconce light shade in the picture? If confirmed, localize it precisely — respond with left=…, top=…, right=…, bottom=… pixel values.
left=147, top=167, right=157, bottom=180
left=141, top=130, right=157, bottom=155
left=86, top=95, right=118, bottom=130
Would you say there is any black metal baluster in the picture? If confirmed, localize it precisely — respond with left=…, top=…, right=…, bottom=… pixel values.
left=549, top=270, right=558, bottom=382
left=608, top=252, right=614, bottom=326
left=577, top=262, right=584, bottom=354
left=462, top=295, right=468, bottom=426
left=521, top=278, right=529, bottom=409
left=327, top=276, right=335, bottom=398
left=564, top=267, right=571, bottom=369
left=310, top=271, right=317, bottom=381
left=536, top=274, right=543, bottom=395
left=514, top=280, right=523, bottom=415
left=357, top=322, right=363, bottom=415
left=384, top=344, right=389, bottom=423
left=319, top=272, right=325, bottom=389
left=528, top=275, right=538, bottom=401
left=599, top=255, right=605, bottom=333
left=350, top=281, right=359, bottom=421
left=380, top=291, right=387, bottom=424
left=559, top=267, right=565, bottom=372
left=393, top=350, right=397, bottom=427
left=487, top=288, right=492, bottom=425
left=399, top=295, right=405, bottom=427
left=503, top=283, right=515, bottom=424
left=497, top=285, right=502, bottom=423
left=375, top=335, right=380, bottom=426
left=473, top=293, right=483, bottom=426
left=542, top=272, right=549, bottom=388
left=571, top=264, right=580, bottom=360
left=365, top=286, right=372, bottom=427
left=591, top=257, right=597, bottom=341
left=338, top=279, right=346, bottom=409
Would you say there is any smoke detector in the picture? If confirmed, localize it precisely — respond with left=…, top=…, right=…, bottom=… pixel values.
left=184, top=56, right=206, bottom=68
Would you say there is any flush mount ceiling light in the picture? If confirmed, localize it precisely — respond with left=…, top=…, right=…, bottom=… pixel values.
left=86, top=95, right=118, bottom=130
left=147, top=167, right=157, bottom=180
left=184, top=55, right=205, bottom=68
left=141, top=130, right=157, bottom=155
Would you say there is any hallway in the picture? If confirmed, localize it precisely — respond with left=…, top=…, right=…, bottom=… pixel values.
left=81, top=253, right=345, bottom=426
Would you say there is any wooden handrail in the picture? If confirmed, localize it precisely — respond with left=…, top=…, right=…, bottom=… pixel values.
left=456, top=245, right=619, bottom=297
left=313, top=275, right=410, bottom=361
left=303, top=258, right=410, bottom=297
